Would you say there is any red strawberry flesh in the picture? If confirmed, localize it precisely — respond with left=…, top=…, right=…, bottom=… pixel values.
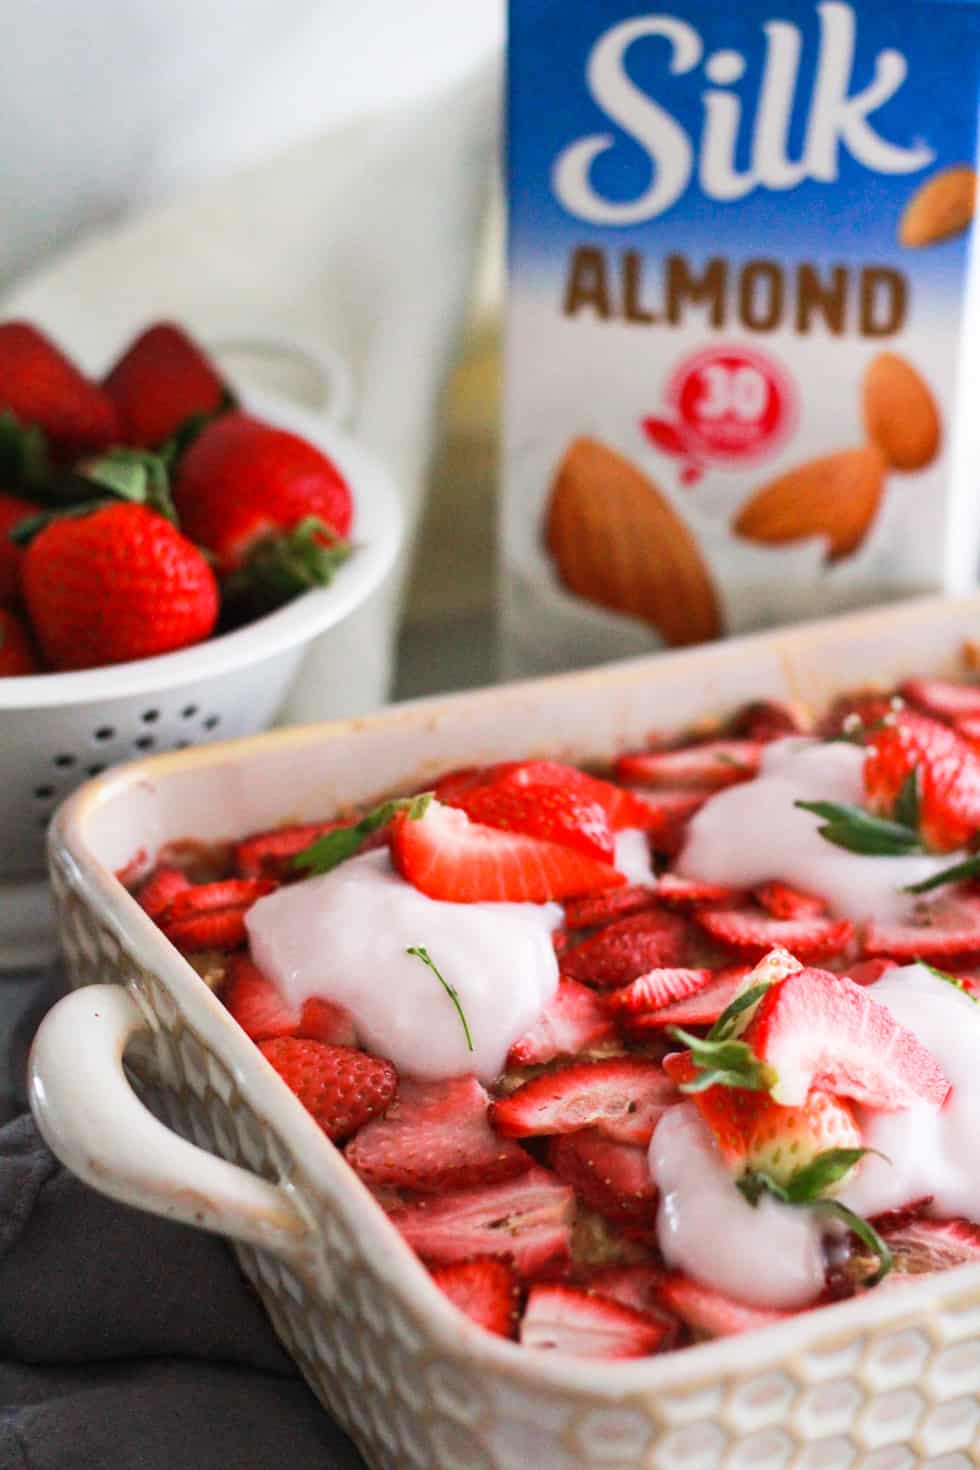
left=561, top=909, right=689, bottom=987
left=491, top=1057, right=677, bottom=1146
left=744, top=966, right=950, bottom=1109
left=386, top=1166, right=574, bottom=1276
left=430, top=1258, right=521, bottom=1338
left=520, top=1283, right=670, bottom=1358
left=258, top=1036, right=397, bottom=1142
left=696, top=908, right=854, bottom=963
left=506, top=977, right=616, bottom=1066
left=345, top=1075, right=532, bottom=1193
left=391, top=800, right=625, bottom=903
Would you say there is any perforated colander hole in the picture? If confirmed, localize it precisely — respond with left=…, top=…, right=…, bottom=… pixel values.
left=174, top=740, right=190, bottom=750
left=86, top=764, right=105, bottom=778
left=181, top=704, right=198, bottom=719
left=93, top=726, right=115, bottom=743
left=33, top=785, right=55, bottom=801
left=141, top=709, right=159, bottom=724
left=134, top=736, right=155, bottom=751
left=52, top=753, right=75, bottom=769
left=202, top=715, right=220, bottom=731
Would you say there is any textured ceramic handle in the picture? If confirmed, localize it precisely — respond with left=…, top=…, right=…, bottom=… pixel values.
left=29, top=984, right=310, bottom=1260
left=210, top=332, right=354, bottom=428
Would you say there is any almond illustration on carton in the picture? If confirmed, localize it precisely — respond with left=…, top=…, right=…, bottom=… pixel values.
left=863, top=353, right=941, bottom=471
left=899, top=165, right=977, bottom=247
left=545, top=437, right=721, bottom=646
left=732, top=447, right=886, bottom=562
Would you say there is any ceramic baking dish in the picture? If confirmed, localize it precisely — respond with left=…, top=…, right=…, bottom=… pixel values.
left=29, top=595, right=980, bottom=1470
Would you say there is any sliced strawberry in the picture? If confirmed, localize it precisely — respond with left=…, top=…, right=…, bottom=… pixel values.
left=754, top=881, right=827, bottom=921
left=899, top=676, right=980, bottom=725
left=615, top=740, right=762, bottom=790
left=729, top=699, right=807, bottom=742
left=224, top=954, right=300, bottom=1040
left=345, top=1075, right=531, bottom=1194
left=621, top=967, right=751, bottom=1031
left=656, top=873, right=741, bottom=907
left=520, top=1283, right=670, bottom=1359
left=563, top=885, right=659, bottom=930
left=657, top=1274, right=793, bottom=1338
left=224, top=954, right=356, bottom=1046
left=864, top=710, right=980, bottom=852
left=877, top=1215, right=980, bottom=1273
left=744, top=966, right=950, bottom=1109
left=445, top=764, right=616, bottom=864
left=549, top=1129, right=656, bottom=1222
left=136, top=865, right=192, bottom=920
left=162, top=909, right=251, bottom=952
left=843, top=958, right=897, bottom=986
left=864, top=891, right=980, bottom=962
left=666, top=1052, right=861, bottom=1183
left=637, top=788, right=711, bottom=856
left=387, top=1166, right=574, bottom=1276
left=491, top=1057, right=677, bottom=1146
left=583, top=1264, right=670, bottom=1321
left=159, top=876, right=277, bottom=953
left=258, top=1036, right=397, bottom=1142
left=954, top=712, right=980, bottom=747
left=696, top=908, right=854, bottom=963
left=234, top=820, right=350, bottom=880
left=436, top=760, right=660, bottom=833
left=163, top=878, right=278, bottom=918
left=507, top=978, right=616, bottom=1066
left=819, top=690, right=897, bottom=738
left=391, top=800, right=624, bottom=903
left=603, top=968, right=716, bottom=1018
left=561, top=909, right=690, bottom=988
left=430, top=1258, right=522, bottom=1338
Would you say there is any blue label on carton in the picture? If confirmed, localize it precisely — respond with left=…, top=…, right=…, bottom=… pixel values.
left=504, top=0, right=980, bottom=675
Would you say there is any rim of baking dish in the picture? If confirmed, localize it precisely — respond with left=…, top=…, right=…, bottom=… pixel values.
left=51, top=593, right=980, bottom=1399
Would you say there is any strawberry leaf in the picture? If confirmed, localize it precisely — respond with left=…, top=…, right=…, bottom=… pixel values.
left=0, top=409, right=51, bottom=491
left=228, top=516, right=353, bottom=615
left=903, top=854, right=980, bottom=894
left=795, top=800, right=922, bottom=856
left=293, top=793, right=432, bottom=875
left=738, top=1153, right=893, bottom=1285
left=920, top=961, right=979, bottom=1002
left=668, top=1027, right=776, bottom=1092
left=406, top=944, right=474, bottom=1052
left=893, top=769, right=920, bottom=832
left=707, top=982, right=772, bottom=1041
left=77, top=448, right=177, bottom=522
left=817, top=1201, right=893, bottom=1285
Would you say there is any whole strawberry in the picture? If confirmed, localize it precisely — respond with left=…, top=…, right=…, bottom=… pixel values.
left=103, top=322, right=230, bottom=449
left=0, top=491, right=39, bottom=604
left=0, top=322, right=118, bottom=462
left=173, top=411, right=352, bottom=596
left=22, top=503, right=218, bottom=671
left=0, top=606, right=40, bottom=675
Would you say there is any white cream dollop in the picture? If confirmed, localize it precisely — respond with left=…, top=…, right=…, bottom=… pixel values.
left=838, top=964, right=980, bottom=1221
left=651, top=1104, right=826, bottom=1309
left=677, top=738, right=962, bottom=925
left=246, top=849, right=561, bottom=1082
left=614, top=827, right=656, bottom=886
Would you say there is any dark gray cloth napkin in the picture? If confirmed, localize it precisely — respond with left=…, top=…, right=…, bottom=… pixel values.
left=0, top=1105, right=367, bottom=1468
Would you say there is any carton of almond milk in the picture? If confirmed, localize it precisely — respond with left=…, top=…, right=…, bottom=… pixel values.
left=503, top=0, right=980, bottom=675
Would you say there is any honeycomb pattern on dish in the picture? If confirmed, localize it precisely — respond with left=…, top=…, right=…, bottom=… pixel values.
left=50, top=849, right=980, bottom=1470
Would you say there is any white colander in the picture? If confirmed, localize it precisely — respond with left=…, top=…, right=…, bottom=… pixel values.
left=0, top=371, right=401, bottom=965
